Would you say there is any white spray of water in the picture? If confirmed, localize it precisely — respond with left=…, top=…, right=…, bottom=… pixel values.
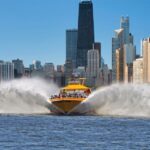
left=81, top=83, right=150, bottom=117
left=2, top=79, right=150, bottom=117
left=0, top=78, right=59, bottom=114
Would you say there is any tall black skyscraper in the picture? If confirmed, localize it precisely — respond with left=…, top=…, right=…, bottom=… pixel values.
left=76, top=0, right=95, bottom=68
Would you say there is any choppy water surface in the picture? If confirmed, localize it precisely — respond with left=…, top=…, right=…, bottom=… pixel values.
left=0, top=115, right=150, bottom=150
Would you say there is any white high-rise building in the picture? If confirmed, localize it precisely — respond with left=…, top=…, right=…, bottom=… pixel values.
left=86, top=47, right=100, bottom=87
left=123, top=43, right=136, bottom=83
left=87, top=48, right=100, bottom=78
left=142, top=38, right=150, bottom=83
left=0, top=61, right=14, bottom=82
left=133, top=58, right=143, bottom=84
left=124, top=43, right=136, bottom=64
left=140, top=40, right=143, bottom=57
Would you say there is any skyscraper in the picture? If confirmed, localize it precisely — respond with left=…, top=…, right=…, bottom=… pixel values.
left=142, top=38, right=150, bottom=83
left=87, top=48, right=100, bottom=78
left=112, top=16, right=135, bottom=82
left=12, top=58, right=24, bottom=78
left=120, top=16, right=129, bottom=44
left=133, top=58, right=143, bottom=84
left=57, top=65, right=64, bottom=72
left=115, top=48, right=120, bottom=81
left=0, top=61, right=14, bottom=82
left=44, top=63, right=55, bottom=75
left=94, top=42, right=101, bottom=68
left=124, top=44, right=136, bottom=64
left=112, top=29, right=124, bottom=81
left=64, top=60, right=73, bottom=84
left=76, top=0, right=95, bottom=68
left=66, top=29, right=78, bottom=69
left=87, top=47, right=100, bottom=87
left=33, top=60, right=42, bottom=70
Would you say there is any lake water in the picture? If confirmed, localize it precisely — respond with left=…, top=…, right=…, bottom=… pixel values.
left=0, top=115, right=150, bottom=150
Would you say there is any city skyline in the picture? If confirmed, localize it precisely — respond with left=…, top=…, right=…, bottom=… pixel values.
left=0, top=0, right=150, bottom=67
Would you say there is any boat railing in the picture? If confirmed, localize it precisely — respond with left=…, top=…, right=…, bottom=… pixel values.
left=51, top=93, right=88, bottom=99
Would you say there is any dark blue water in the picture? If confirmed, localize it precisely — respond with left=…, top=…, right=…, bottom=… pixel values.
left=0, top=115, right=150, bottom=150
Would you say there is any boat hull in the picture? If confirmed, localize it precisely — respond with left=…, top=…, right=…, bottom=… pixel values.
left=49, top=98, right=85, bottom=114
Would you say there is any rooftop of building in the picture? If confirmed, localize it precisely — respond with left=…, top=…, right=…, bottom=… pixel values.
left=121, top=16, right=129, bottom=22
left=80, top=0, right=92, bottom=4
left=134, top=57, right=143, bottom=61
left=66, top=29, right=78, bottom=32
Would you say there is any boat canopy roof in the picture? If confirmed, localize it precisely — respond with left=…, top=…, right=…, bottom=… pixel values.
left=62, top=84, right=90, bottom=91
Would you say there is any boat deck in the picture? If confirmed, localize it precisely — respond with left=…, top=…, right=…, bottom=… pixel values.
left=50, top=97, right=85, bottom=102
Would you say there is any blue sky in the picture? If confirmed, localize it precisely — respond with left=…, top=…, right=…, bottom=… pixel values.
left=0, top=0, right=150, bottom=68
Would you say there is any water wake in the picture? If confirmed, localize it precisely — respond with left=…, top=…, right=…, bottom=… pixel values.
left=81, top=84, right=150, bottom=117
left=1, top=79, right=150, bottom=117
left=0, top=78, right=59, bottom=114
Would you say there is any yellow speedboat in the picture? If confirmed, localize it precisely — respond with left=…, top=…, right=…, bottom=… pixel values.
left=49, top=79, right=91, bottom=114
